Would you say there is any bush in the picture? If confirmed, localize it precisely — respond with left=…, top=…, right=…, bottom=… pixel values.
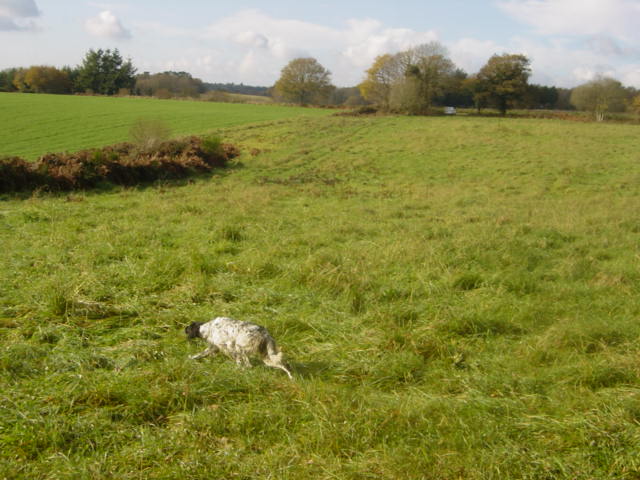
left=201, top=134, right=223, bottom=157
left=129, top=118, right=172, bottom=153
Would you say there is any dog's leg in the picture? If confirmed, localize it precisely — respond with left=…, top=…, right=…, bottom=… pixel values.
left=190, top=345, right=218, bottom=360
left=240, top=354, right=252, bottom=368
left=231, top=352, right=252, bottom=368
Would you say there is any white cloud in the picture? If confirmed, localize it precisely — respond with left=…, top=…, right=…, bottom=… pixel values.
left=341, top=18, right=438, bottom=69
left=0, top=0, right=39, bottom=17
left=619, top=65, right=640, bottom=86
left=85, top=10, right=131, bottom=40
left=204, top=9, right=333, bottom=61
left=495, top=0, right=640, bottom=86
left=131, top=20, right=189, bottom=38
left=0, top=0, right=40, bottom=31
left=197, top=9, right=438, bottom=85
left=450, top=38, right=505, bottom=74
left=497, top=0, right=640, bottom=44
left=498, top=0, right=640, bottom=39
left=233, top=31, right=269, bottom=49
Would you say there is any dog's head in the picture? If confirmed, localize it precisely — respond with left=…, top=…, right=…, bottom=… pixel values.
left=184, top=321, right=203, bottom=340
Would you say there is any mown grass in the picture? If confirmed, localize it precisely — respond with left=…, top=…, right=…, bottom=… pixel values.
left=1, top=114, right=640, bottom=478
left=0, top=93, right=330, bottom=160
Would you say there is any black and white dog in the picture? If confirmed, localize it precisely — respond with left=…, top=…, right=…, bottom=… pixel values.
left=185, top=317, right=293, bottom=379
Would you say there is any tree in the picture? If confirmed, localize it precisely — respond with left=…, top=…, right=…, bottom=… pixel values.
left=273, top=58, right=333, bottom=105
left=395, top=42, right=456, bottom=114
left=75, top=49, right=136, bottom=95
left=440, top=68, right=474, bottom=108
left=360, top=42, right=459, bottom=114
left=134, top=71, right=205, bottom=98
left=476, top=54, right=531, bottom=115
left=0, top=68, right=19, bottom=92
left=521, top=84, right=559, bottom=109
left=555, top=87, right=574, bottom=110
left=463, top=76, right=489, bottom=112
left=15, top=66, right=72, bottom=94
left=11, top=68, right=28, bottom=92
left=570, top=76, right=627, bottom=121
left=359, top=54, right=403, bottom=109
left=61, top=66, right=80, bottom=93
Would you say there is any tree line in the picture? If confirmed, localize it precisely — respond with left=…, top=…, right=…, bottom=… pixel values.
left=1, top=49, right=137, bottom=96
left=2, top=44, right=640, bottom=120
left=271, top=42, right=640, bottom=119
left=0, top=49, right=267, bottom=99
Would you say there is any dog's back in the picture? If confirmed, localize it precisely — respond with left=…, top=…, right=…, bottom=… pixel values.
left=195, top=317, right=292, bottom=378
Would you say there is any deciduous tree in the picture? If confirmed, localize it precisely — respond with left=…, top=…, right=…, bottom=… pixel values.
left=19, top=66, right=71, bottom=94
left=0, top=68, right=19, bottom=92
left=273, top=58, right=333, bottom=105
left=522, top=84, right=559, bottom=110
left=135, top=71, right=205, bottom=98
left=476, top=54, right=531, bottom=115
left=359, top=54, right=403, bottom=109
left=397, top=42, right=456, bottom=114
left=440, top=69, right=474, bottom=108
left=361, top=42, right=459, bottom=114
left=570, top=76, right=627, bottom=121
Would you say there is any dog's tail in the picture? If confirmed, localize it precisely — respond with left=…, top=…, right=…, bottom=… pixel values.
left=262, top=336, right=282, bottom=359
left=261, top=336, right=293, bottom=379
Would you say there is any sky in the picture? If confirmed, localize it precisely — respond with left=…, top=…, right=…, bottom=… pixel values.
left=1, top=0, right=640, bottom=88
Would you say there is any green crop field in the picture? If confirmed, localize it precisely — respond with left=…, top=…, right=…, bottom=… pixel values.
left=1, top=111, right=640, bottom=479
left=0, top=92, right=330, bottom=160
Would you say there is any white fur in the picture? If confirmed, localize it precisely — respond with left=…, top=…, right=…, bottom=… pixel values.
left=189, top=317, right=292, bottom=379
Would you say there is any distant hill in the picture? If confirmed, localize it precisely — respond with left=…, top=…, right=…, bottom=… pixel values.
left=203, top=82, right=270, bottom=96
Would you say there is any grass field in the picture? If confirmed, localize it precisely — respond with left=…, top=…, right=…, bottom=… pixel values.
left=0, top=93, right=329, bottom=160
left=1, top=111, right=640, bottom=479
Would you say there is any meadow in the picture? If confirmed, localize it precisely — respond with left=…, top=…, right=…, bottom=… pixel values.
left=1, top=108, right=640, bottom=479
left=0, top=92, right=329, bottom=160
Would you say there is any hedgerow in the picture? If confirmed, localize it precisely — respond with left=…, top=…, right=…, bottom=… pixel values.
left=0, top=136, right=239, bottom=193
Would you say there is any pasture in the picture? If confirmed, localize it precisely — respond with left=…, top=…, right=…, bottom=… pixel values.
left=1, top=110, right=640, bottom=479
left=0, top=92, right=329, bottom=160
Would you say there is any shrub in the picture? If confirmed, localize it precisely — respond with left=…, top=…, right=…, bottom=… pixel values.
left=201, top=134, right=223, bottom=157
left=129, top=118, right=172, bottom=153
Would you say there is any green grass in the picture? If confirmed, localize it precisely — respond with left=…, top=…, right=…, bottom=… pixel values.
left=0, top=92, right=330, bottom=160
left=1, top=113, right=640, bottom=478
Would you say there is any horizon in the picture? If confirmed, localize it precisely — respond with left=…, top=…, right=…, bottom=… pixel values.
left=1, top=0, right=640, bottom=89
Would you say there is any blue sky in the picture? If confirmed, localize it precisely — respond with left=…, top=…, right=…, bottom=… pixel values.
left=1, top=0, right=640, bottom=88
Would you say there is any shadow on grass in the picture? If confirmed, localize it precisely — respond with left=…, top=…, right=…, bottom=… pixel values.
left=290, top=360, right=334, bottom=380
left=0, top=161, right=245, bottom=202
